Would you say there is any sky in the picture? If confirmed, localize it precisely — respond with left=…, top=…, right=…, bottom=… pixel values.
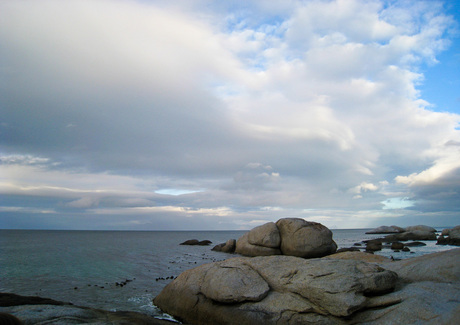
left=1, top=0, right=460, bottom=230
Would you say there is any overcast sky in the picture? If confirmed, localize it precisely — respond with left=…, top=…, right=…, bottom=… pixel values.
left=1, top=0, right=459, bottom=230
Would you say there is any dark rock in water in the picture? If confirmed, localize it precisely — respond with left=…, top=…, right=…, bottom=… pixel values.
left=365, top=240, right=382, bottom=251
left=0, top=293, right=70, bottom=307
left=336, top=247, right=361, bottom=253
left=402, top=247, right=410, bottom=252
left=404, top=241, right=426, bottom=247
left=0, top=293, right=176, bottom=325
left=180, top=239, right=212, bottom=246
left=391, top=242, right=404, bottom=250
left=180, top=239, right=199, bottom=245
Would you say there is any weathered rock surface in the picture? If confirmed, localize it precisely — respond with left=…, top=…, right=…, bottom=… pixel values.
left=327, top=251, right=392, bottom=263
left=235, top=218, right=337, bottom=258
left=405, top=225, right=437, bottom=233
left=154, top=248, right=460, bottom=325
left=201, top=259, right=269, bottom=303
left=248, top=222, right=280, bottom=248
left=365, top=225, right=405, bottom=234
left=0, top=293, right=175, bottom=325
left=276, top=218, right=337, bottom=258
left=235, top=232, right=281, bottom=256
left=212, top=238, right=236, bottom=253
left=154, top=255, right=399, bottom=324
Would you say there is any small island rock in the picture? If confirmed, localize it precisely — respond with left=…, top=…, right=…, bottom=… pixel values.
left=365, top=225, right=405, bottom=234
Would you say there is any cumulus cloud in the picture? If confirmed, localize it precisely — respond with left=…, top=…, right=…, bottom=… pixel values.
left=1, top=0, right=459, bottom=229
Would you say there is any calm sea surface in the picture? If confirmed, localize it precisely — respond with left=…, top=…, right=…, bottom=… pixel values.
left=0, top=228, right=455, bottom=320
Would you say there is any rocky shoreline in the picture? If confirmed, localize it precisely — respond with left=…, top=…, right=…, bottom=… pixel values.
left=154, top=219, right=460, bottom=324
left=2, top=220, right=459, bottom=324
left=0, top=292, right=177, bottom=325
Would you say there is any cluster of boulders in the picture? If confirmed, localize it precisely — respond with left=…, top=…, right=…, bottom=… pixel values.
left=437, top=225, right=460, bottom=246
left=154, top=246, right=460, bottom=324
left=234, top=218, right=337, bottom=258
left=361, top=224, right=460, bottom=252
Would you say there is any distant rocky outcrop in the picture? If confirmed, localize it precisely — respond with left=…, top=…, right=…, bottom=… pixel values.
left=365, top=225, right=404, bottom=234
left=235, top=218, right=337, bottom=258
left=180, top=239, right=212, bottom=246
left=437, top=225, right=460, bottom=246
left=365, top=225, right=437, bottom=244
left=153, top=248, right=460, bottom=325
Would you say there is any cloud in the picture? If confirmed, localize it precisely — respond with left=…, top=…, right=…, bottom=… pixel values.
left=1, top=0, right=459, bottom=229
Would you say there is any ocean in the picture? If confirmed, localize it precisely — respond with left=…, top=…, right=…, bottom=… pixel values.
left=0, top=228, right=455, bottom=320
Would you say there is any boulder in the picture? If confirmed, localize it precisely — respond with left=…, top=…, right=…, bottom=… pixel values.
left=391, top=242, right=404, bottom=250
left=275, top=218, right=337, bottom=258
left=154, top=255, right=398, bottom=324
left=405, top=225, right=437, bottom=233
left=200, top=259, right=269, bottom=303
left=248, top=222, right=280, bottom=248
left=384, top=230, right=436, bottom=242
left=235, top=218, right=337, bottom=258
left=365, top=225, right=405, bottom=234
left=212, top=239, right=236, bottom=253
left=235, top=232, right=281, bottom=256
left=384, top=248, right=460, bottom=283
left=365, top=240, right=382, bottom=252
left=154, top=249, right=460, bottom=325
left=438, top=225, right=460, bottom=246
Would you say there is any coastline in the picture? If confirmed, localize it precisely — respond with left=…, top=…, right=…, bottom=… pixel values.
left=2, top=247, right=459, bottom=324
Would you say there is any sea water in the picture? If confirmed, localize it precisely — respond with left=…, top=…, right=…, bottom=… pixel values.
left=0, top=228, right=455, bottom=318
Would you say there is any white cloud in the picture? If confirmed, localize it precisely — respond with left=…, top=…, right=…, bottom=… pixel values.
left=1, top=0, right=459, bottom=229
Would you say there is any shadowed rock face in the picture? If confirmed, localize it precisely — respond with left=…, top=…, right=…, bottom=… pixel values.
left=235, top=218, right=337, bottom=258
left=154, top=248, right=460, bottom=325
left=0, top=293, right=175, bottom=325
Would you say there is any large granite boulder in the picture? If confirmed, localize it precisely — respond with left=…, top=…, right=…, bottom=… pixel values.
left=248, top=222, right=280, bottom=248
left=276, top=218, right=337, bottom=258
left=154, top=248, right=460, bottom=325
left=154, top=255, right=398, bottom=324
left=235, top=218, right=336, bottom=258
left=235, top=232, right=281, bottom=256
left=365, top=225, right=405, bottom=234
